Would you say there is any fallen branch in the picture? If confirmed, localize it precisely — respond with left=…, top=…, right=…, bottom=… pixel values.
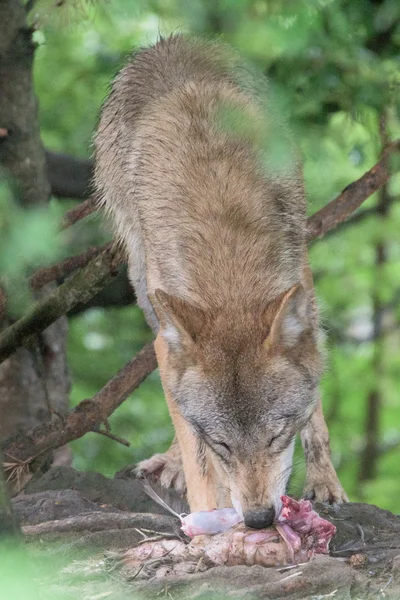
left=307, top=139, right=400, bottom=241
left=0, top=245, right=120, bottom=363
left=1, top=343, right=157, bottom=466
left=29, top=242, right=112, bottom=289
left=22, top=511, right=170, bottom=536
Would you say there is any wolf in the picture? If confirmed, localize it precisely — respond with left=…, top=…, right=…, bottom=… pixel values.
left=94, top=35, right=347, bottom=529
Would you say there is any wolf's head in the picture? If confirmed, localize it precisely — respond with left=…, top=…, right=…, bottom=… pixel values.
left=152, top=285, right=323, bottom=528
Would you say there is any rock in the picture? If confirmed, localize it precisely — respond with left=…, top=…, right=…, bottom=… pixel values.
left=24, top=466, right=186, bottom=515
left=132, top=555, right=354, bottom=599
left=392, top=554, right=400, bottom=583
left=13, top=489, right=119, bottom=525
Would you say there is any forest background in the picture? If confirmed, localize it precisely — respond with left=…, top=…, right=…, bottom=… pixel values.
left=1, top=0, right=399, bottom=514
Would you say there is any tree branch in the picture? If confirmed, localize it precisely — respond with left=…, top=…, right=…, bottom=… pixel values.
left=0, top=245, right=120, bottom=363
left=29, top=242, right=112, bottom=289
left=1, top=343, right=157, bottom=466
left=306, top=140, right=400, bottom=241
left=60, top=196, right=97, bottom=229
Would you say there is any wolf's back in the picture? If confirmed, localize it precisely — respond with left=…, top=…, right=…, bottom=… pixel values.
left=101, top=35, right=256, bottom=124
left=94, top=35, right=306, bottom=313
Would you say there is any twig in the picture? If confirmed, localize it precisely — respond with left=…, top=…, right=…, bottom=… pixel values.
left=126, top=563, right=145, bottom=581
left=279, top=571, right=303, bottom=583
left=1, top=343, right=157, bottom=466
left=307, top=139, right=400, bottom=241
left=94, top=427, right=130, bottom=447
left=29, top=242, right=112, bottom=289
left=377, top=576, right=393, bottom=596
left=277, top=562, right=308, bottom=573
left=60, top=196, right=97, bottom=230
left=0, top=245, right=120, bottom=363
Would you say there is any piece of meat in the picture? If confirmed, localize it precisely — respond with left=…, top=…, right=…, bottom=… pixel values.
left=181, top=507, right=243, bottom=537
left=120, top=496, right=336, bottom=577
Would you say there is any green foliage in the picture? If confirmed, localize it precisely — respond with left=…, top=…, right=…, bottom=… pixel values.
left=2, top=0, right=399, bottom=512
left=0, top=189, right=64, bottom=316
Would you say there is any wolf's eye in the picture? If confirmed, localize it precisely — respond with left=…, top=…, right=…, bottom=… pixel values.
left=212, top=441, right=231, bottom=456
left=268, top=433, right=283, bottom=448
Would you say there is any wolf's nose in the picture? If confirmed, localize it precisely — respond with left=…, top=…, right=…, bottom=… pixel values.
left=244, top=506, right=275, bottom=529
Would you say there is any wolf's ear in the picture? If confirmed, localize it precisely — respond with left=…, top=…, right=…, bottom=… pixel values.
left=151, top=289, right=206, bottom=350
left=265, top=284, right=311, bottom=350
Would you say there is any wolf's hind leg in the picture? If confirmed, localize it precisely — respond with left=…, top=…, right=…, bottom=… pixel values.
left=300, top=396, right=348, bottom=503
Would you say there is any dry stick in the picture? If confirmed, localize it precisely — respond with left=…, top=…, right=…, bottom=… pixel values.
left=1, top=343, right=157, bottom=464
left=306, top=139, right=400, bottom=241
left=0, top=245, right=120, bottom=363
left=94, top=427, right=131, bottom=447
left=29, top=242, right=112, bottom=289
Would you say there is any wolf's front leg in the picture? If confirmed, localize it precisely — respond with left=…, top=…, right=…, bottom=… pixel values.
left=136, top=436, right=186, bottom=492
left=153, top=333, right=223, bottom=511
left=167, top=398, right=225, bottom=510
left=301, top=397, right=348, bottom=503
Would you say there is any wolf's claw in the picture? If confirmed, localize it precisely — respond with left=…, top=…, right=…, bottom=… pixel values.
left=303, top=478, right=348, bottom=504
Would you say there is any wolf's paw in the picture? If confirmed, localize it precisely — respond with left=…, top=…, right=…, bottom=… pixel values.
left=303, top=471, right=348, bottom=504
left=136, top=449, right=186, bottom=493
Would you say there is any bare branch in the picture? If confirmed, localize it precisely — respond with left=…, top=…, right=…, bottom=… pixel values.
left=0, top=245, right=120, bottom=363
left=60, top=196, right=97, bottom=229
left=306, top=140, right=400, bottom=241
left=1, top=343, right=156, bottom=465
left=94, top=427, right=131, bottom=447
left=29, top=242, right=112, bottom=289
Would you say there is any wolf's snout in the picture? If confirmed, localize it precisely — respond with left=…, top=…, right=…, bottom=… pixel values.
left=244, top=506, right=275, bottom=529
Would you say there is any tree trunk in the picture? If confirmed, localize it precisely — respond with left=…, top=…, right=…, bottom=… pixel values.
left=358, top=115, right=390, bottom=483
left=0, top=0, right=71, bottom=488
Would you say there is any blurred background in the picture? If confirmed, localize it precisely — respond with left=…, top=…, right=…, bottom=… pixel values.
left=1, top=0, right=399, bottom=512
